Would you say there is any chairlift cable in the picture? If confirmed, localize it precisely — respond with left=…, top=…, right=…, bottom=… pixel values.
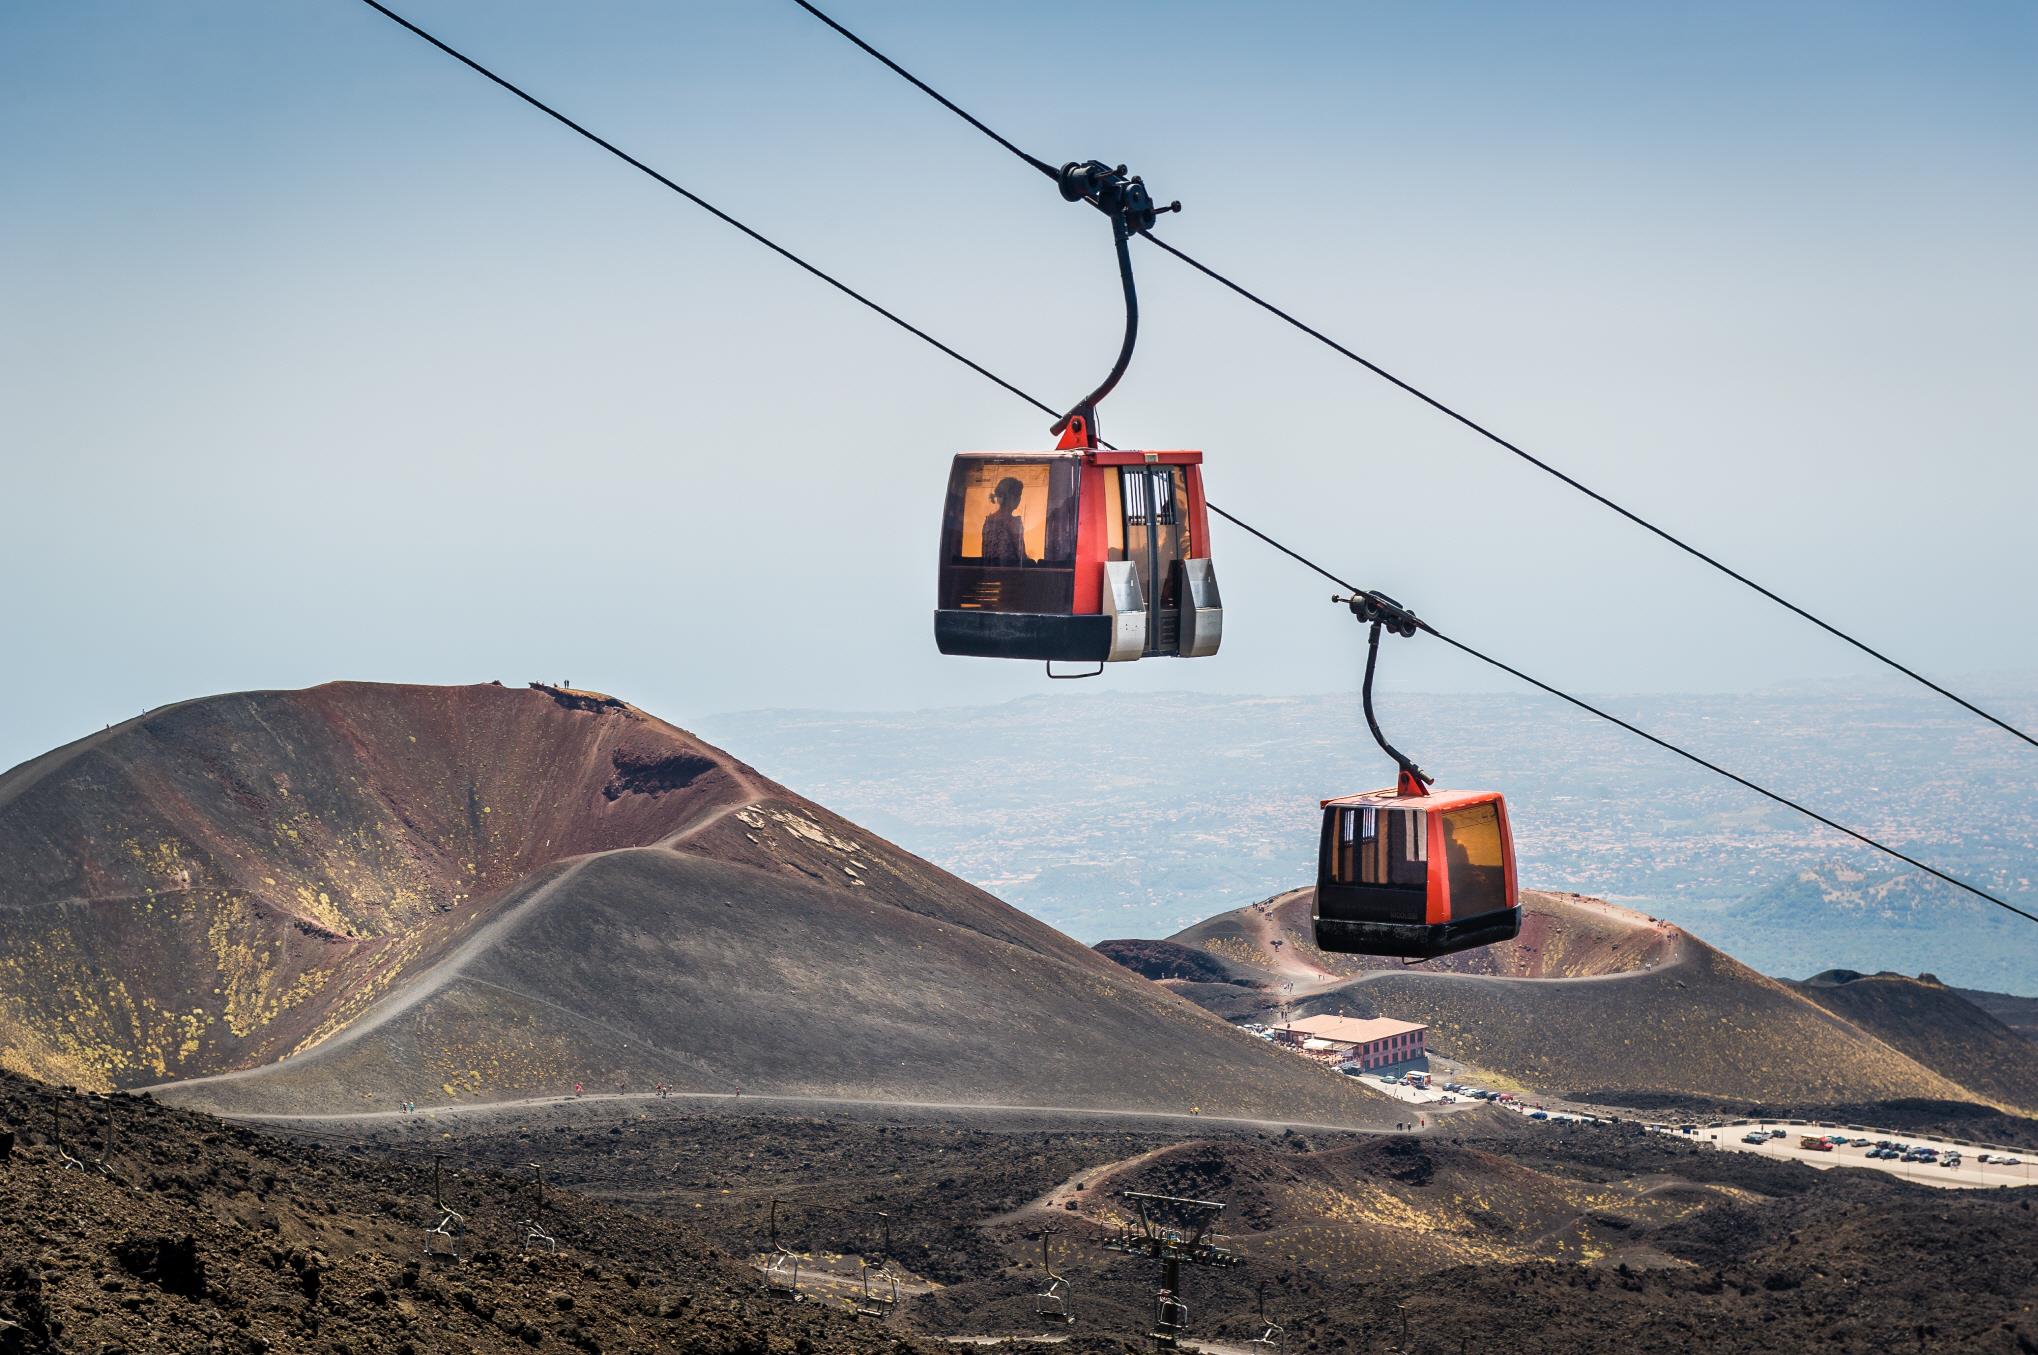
left=784, top=0, right=2038, bottom=755
left=346, top=0, right=2034, bottom=928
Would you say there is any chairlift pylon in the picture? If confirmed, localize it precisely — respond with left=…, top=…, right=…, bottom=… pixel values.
left=1104, top=1192, right=1240, bottom=1350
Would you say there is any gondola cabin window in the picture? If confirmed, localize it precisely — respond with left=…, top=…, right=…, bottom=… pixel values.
left=1330, top=806, right=1427, bottom=889
left=1440, top=802, right=1507, bottom=918
left=938, top=456, right=1080, bottom=615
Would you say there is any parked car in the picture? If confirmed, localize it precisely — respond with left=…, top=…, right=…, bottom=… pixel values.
left=1743, top=1132, right=1770, bottom=1145
left=1767, top=1129, right=1788, bottom=1140
left=1530, top=1111, right=1549, bottom=1120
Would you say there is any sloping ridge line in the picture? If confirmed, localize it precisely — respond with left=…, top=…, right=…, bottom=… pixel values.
left=147, top=795, right=1182, bottom=1096
left=1308, top=920, right=2006, bottom=1111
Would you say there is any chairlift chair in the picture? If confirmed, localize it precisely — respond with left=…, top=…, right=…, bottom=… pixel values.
left=763, top=1199, right=803, bottom=1301
left=1035, top=1232, right=1074, bottom=1326
left=422, top=1155, right=465, bottom=1259
left=50, top=1102, right=83, bottom=1172
left=521, top=1163, right=559, bottom=1255
left=1152, top=1288, right=1190, bottom=1342
left=92, top=1095, right=120, bottom=1181
left=765, top=1249, right=802, bottom=1301
left=855, top=1261, right=898, bottom=1321
left=853, top=1211, right=898, bottom=1321
left=1247, top=1281, right=1284, bottom=1353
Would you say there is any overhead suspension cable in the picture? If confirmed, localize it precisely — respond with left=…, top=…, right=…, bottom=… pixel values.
left=351, top=0, right=1059, bottom=426
left=346, top=0, right=2033, bottom=926
left=783, top=0, right=2038, bottom=755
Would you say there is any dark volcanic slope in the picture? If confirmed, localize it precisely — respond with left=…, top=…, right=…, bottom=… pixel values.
left=1955, top=985, right=2038, bottom=1043
left=1139, top=890, right=1989, bottom=1108
left=1, top=681, right=1388, bottom=1126
left=1092, top=937, right=1271, bottom=986
left=1788, top=971, right=2038, bottom=1115
left=0, top=1071, right=939, bottom=1355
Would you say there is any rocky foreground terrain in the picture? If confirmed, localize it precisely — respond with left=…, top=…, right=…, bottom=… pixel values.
left=0, top=1070, right=951, bottom=1354
left=317, top=1090, right=2038, bottom=1355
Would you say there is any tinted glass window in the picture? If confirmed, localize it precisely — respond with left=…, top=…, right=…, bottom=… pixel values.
left=1330, top=806, right=1426, bottom=888
left=942, top=459, right=1078, bottom=566
left=938, top=457, right=1080, bottom=614
left=1441, top=802, right=1507, bottom=918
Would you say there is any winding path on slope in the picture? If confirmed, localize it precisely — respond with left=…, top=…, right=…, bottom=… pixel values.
left=209, top=1088, right=1410, bottom=1138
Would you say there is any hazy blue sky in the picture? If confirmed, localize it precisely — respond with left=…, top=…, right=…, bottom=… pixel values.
left=3, top=1, right=2034, bottom=771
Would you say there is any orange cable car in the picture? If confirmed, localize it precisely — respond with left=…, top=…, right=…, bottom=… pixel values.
left=1313, top=593, right=1522, bottom=959
left=933, top=161, right=1219, bottom=672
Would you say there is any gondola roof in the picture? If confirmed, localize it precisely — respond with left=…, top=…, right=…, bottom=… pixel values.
left=1319, top=786, right=1505, bottom=813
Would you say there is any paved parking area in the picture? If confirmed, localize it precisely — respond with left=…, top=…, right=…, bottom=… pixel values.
left=1690, top=1122, right=2036, bottom=1190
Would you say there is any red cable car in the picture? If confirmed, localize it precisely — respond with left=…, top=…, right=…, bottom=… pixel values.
left=934, top=160, right=1220, bottom=670
left=1316, top=772, right=1520, bottom=959
left=1311, top=593, right=1522, bottom=959
left=935, top=417, right=1222, bottom=665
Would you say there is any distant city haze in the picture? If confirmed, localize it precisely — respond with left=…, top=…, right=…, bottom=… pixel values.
left=702, top=682, right=2038, bottom=994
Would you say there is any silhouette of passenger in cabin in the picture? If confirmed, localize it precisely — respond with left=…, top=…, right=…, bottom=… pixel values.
left=980, top=476, right=1029, bottom=564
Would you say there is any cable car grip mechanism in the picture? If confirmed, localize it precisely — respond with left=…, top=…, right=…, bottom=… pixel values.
left=1048, top=161, right=1181, bottom=448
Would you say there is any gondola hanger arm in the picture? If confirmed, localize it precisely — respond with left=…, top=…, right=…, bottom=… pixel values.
left=1046, top=161, right=1180, bottom=447
left=1334, top=592, right=1434, bottom=793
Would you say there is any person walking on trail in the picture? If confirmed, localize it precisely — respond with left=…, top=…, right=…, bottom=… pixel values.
left=573, top=1082, right=583, bottom=1099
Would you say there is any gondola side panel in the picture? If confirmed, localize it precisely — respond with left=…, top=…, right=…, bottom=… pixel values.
left=1184, top=462, right=1213, bottom=561
left=1074, top=460, right=1106, bottom=615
